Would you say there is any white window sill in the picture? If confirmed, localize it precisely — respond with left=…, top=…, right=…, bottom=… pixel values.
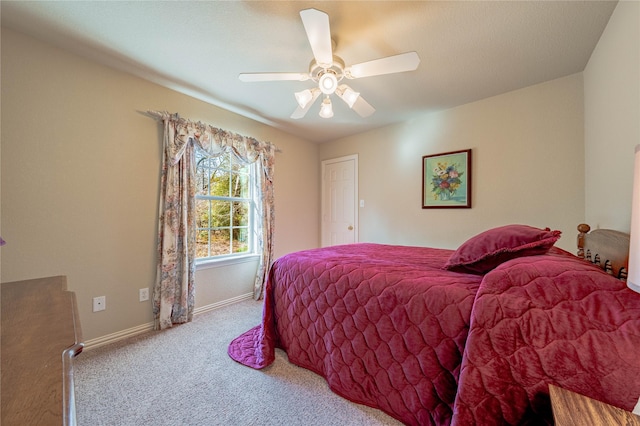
left=196, top=254, right=261, bottom=271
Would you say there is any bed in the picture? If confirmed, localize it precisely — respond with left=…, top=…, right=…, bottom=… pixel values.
left=228, top=224, right=640, bottom=425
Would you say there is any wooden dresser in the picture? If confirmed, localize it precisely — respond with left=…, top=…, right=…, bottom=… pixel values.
left=1, top=276, right=84, bottom=425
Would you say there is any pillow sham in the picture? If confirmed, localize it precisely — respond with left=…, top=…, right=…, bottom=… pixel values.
left=443, top=224, right=561, bottom=274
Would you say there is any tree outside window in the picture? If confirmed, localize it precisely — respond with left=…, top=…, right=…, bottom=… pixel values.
left=195, top=149, right=255, bottom=259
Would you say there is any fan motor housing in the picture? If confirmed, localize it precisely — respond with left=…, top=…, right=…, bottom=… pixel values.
left=309, top=55, right=345, bottom=83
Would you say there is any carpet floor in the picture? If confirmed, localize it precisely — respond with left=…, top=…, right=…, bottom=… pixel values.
left=75, top=299, right=402, bottom=425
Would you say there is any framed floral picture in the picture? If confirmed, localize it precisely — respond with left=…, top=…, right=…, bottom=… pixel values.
left=422, top=149, right=472, bottom=208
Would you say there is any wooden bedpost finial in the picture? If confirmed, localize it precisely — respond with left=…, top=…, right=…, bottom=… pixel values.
left=577, top=224, right=591, bottom=234
left=577, top=223, right=591, bottom=258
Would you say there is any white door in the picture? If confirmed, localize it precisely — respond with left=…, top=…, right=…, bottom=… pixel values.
left=321, top=155, right=358, bottom=247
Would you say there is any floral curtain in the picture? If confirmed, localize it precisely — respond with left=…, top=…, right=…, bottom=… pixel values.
left=150, top=111, right=276, bottom=330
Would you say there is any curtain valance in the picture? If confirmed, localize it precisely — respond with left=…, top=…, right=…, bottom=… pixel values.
left=147, top=110, right=278, bottom=170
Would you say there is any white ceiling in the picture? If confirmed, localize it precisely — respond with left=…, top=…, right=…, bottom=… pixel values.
left=1, top=1, right=617, bottom=143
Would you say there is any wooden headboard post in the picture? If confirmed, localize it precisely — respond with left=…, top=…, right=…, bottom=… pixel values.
left=577, top=223, right=591, bottom=260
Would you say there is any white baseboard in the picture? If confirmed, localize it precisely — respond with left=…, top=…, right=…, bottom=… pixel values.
left=83, top=322, right=154, bottom=351
left=83, top=292, right=254, bottom=351
left=193, top=292, right=254, bottom=315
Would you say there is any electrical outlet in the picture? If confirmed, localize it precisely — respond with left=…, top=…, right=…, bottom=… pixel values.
left=139, top=288, right=149, bottom=302
left=93, top=296, right=106, bottom=312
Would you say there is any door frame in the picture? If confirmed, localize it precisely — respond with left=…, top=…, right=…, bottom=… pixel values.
left=321, top=154, right=359, bottom=247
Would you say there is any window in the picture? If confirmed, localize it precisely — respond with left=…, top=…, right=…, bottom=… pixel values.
left=195, top=148, right=256, bottom=261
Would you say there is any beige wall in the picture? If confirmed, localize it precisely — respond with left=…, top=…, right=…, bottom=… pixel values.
left=2, top=1, right=636, bottom=344
left=320, top=74, right=585, bottom=252
left=584, top=0, right=640, bottom=232
left=0, top=28, right=319, bottom=341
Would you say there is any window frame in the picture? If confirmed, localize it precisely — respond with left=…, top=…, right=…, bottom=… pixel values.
left=194, top=148, right=258, bottom=265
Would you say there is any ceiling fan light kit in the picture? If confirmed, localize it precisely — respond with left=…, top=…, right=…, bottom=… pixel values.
left=319, top=97, right=334, bottom=118
left=336, top=85, right=360, bottom=108
left=294, top=88, right=320, bottom=109
left=319, top=72, right=338, bottom=94
left=239, top=8, right=420, bottom=120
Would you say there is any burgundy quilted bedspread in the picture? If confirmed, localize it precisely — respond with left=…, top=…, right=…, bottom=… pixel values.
left=228, top=244, right=640, bottom=425
left=229, top=243, right=482, bottom=424
left=452, top=247, right=640, bottom=425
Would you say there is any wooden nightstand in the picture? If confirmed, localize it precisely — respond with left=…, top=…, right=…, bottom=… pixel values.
left=549, top=384, right=640, bottom=425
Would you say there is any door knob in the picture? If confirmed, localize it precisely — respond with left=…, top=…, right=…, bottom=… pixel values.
left=348, top=226, right=353, bottom=230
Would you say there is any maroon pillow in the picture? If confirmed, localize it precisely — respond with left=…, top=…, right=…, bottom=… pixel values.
left=443, top=224, right=561, bottom=274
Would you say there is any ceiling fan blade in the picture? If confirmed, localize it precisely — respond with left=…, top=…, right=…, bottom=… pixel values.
left=290, top=89, right=321, bottom=119
left=239, top=72, right=309, bottom=82
left=345, top=52, right=420, bottom=79
left=299, top=8, right=333, bottom=67
left=351, top=96, right=375, bottom=118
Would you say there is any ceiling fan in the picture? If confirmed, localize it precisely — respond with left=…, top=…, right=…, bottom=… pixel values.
left=238, top=8, right=421, bottom=119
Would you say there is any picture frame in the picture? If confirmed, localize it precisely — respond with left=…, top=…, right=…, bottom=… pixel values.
left=422, top=149, right=472, bottom=208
